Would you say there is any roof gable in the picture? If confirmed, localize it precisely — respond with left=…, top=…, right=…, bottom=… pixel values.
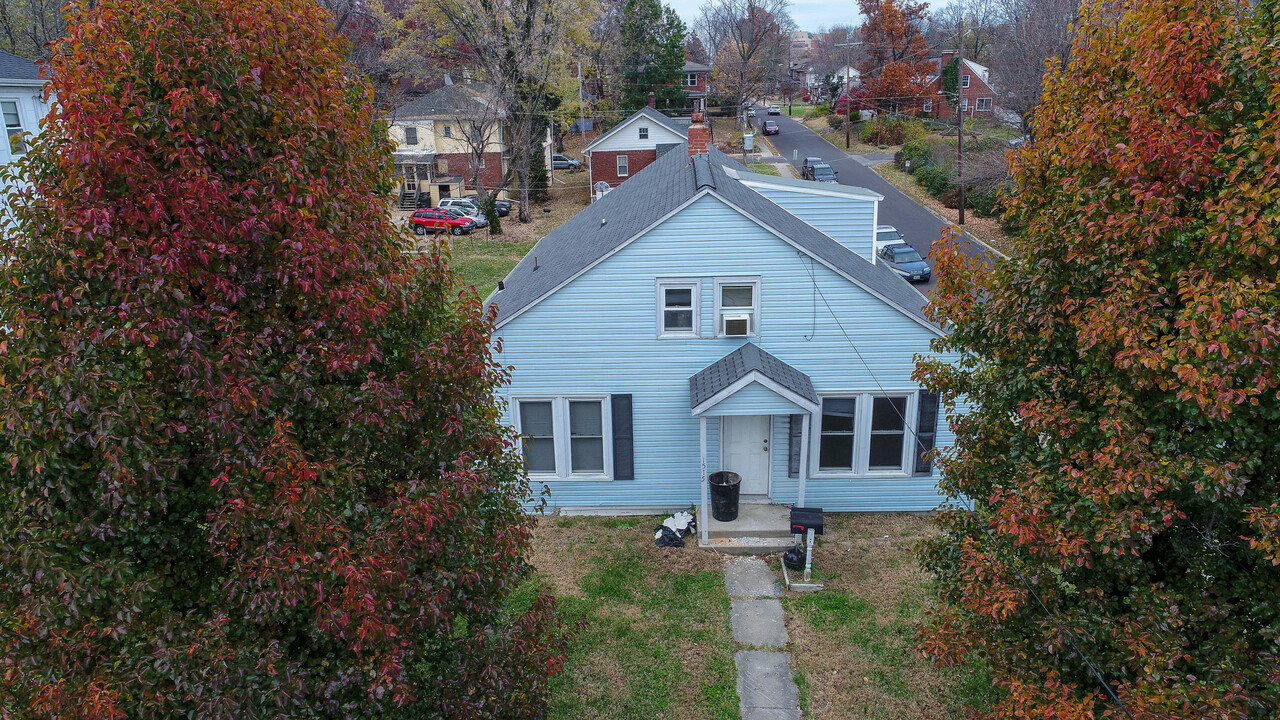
left=392, top=83, right=502, bottom=121
left=488, top=146, right=939, bottom=335
left=584, top=107, right=689, bottom=153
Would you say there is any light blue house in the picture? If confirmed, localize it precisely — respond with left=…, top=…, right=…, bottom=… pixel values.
left=488, top=119, right=949, bottom=540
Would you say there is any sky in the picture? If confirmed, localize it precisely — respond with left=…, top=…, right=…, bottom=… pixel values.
left=666, top=0, right=949, bottom=34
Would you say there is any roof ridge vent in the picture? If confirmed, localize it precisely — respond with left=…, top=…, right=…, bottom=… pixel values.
left=693, top=155, right=715, bottom=191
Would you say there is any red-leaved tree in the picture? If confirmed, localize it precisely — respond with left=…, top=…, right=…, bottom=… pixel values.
left=917, top=0, right=1280, bottom=717
left=858, top=0, right=933, bottom=112
left=0, top=0, right=566, bottom=717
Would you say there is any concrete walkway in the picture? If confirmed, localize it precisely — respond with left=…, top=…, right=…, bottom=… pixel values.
left=724, top=557, right=802, bottom=720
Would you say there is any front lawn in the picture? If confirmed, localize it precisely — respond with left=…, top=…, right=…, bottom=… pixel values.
left=779, top=513, right=1000, bottom=719
left=746, top=161, right=781, bottom=176
left=799, top=116, right=902, bottom=154
left=528, top=516, right=740, bottom=720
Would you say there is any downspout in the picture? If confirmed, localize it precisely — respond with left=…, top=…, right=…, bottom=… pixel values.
left=700, top=416, right=709, bottom=546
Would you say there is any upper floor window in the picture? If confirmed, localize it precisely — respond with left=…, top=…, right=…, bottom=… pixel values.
left=404, top=126, right=418, bottom=145
left=617, top=154, right=629, bottom=177
left=976, top=98, right=993, bottom=111
left=685, top=73, right=699, bottom=87
left=657, top=280, right=699, bottom=337
left=443, top=124, right=452, bottom=138
left=3, top=101, right=24, bottom=154
left=961, top=74, right=970, bottom=89
left=922, top=100, right=932, bottom=113
left=639, top=126, right=649, bottom=140
left=715, top=278, right=758, bottom=337
left=961, top=98, right=969, bottom=112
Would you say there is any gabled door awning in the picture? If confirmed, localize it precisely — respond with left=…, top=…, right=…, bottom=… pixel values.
left=689, top=343, right=819, bottom=416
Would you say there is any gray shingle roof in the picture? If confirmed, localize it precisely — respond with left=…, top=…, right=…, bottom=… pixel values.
left=690, top=343, right=819, bottom=410
left=392, top=83, right=501, bottom=120
left=0, top=51, right=38, bottom=80
left=488, top=144, right=937, bottom=333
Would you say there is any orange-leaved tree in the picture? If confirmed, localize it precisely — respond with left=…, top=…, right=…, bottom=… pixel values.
left=0, top=0, right=566, bottom=717
left=857, top=0, right=932, bottom=113
left=917, top=0, right=1280, bottom=717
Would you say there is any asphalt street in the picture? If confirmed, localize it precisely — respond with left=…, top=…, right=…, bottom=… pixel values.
left=752, top=107, right=999, bottom=296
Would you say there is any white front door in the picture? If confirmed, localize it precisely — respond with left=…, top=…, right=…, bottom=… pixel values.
left=722, top=415, right=772, bottom=499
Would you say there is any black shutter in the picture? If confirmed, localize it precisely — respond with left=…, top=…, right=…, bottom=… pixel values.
left=611, top=394, right=634, bottom=480
left=913, top=391, right=939, bottom=476
left=788, top=414, right=803, bottom=478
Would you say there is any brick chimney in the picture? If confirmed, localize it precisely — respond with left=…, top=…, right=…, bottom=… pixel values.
left=648, top=91, right=656, bottom=109
left=688, top=112, right=710, bottom=157
left=940, top=50, right=955, bottom=66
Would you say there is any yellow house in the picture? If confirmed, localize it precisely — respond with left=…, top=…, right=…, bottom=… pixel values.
left=389, top=82, right=552, bottom=209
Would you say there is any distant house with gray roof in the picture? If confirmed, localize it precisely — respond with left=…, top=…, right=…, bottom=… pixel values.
left=0, top=51, right=50, bottom=181
left=582, top=104, right=692, bottom=196
left=489, top=115, right=954, bottom=540
left=387, top=81, right=551, bottom=209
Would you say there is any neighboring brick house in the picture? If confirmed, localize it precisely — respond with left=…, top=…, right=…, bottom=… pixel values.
left=920, top=52, right=997, bottom=121
left=583, top=104, right=691, bottom=196
left=388, top=82, right=551, bottom=209
left=681, top=61, right=710, bottom=112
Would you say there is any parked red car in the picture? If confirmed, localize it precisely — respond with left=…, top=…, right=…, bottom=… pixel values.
left=409, top=208, right=473, bottom=236
left=761, top=120, right=780, bottom=135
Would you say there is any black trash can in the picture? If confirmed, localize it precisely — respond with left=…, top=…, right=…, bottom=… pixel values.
left=709, top=471, right=742, bottom=522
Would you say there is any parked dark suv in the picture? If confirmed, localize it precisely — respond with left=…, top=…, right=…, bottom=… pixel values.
left=876, top=226, right=931, bottom=282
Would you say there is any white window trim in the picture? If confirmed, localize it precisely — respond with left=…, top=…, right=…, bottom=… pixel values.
left=617, top=154, right=629, bottom=177
left=809, top=391, right=917, bottom=478
left=960, top=98, right=969, bottom=112
left=713, top=276, right=761, bottom=338
left=639, top=126, right=649, bottom=140
left=513, top=395, right=614, bottom=481
left=976, top=97, right=993, bottom=111
left=656, top=279, right=701, bottom=338
left=922, top=100, right=932, bottom=113
left=686, top=73, right=698, bottom=86
left=443, top=125, right=452, bottom=138
left=961, top=74, right=970, bottom=88
left=1, top=98, right=24, bottom=155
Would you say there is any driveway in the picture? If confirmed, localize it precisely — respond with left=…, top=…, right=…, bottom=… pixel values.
left=753, top=107, right=1000, bottom=297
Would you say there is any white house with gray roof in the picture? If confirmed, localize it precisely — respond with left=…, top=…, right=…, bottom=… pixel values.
left=489, top=117, right=953, bottom=541
left=0, top=51, right=50, bottom=181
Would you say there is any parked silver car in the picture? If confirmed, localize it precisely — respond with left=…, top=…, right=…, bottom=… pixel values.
left=438, top=198, right=488, bottom=228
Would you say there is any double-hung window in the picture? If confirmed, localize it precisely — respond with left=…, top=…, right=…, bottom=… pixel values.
left=617, top=154, right=629, bottom=176
left=443, top=124, right=453, bottom=138
left=960, top=98, right=969, bottom=112
left=516, top=397, right=611, bottom=478
left=2, top=101, right=23, bottom=155
left=657, top=280, right=700, bottom=337
left=639, top=126, right=649, bottom=140
left=922, top=100, right=932, bottom=113
left=404, top=126, right=418, bottom=145
left=961, top=74, right=970, bottom=88
left=715, top=278, right=759, bottom=337
left=686, top=73, right=699, bottom=87
left=976, top=98, right=992, bottom=111
left=814, top=393, right=914, bottom=474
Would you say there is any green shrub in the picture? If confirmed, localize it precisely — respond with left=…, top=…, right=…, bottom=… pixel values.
left=968, top=187, right=1003, bottom=217
left=825, top=114, right=845, bottom=130
left=902, top=119, right=929, bottom=143
left=913, top=165, right=954, bottom=197
left=811, top=103, right=833, bottom=118
left=896, top=138, right=933, bottom=170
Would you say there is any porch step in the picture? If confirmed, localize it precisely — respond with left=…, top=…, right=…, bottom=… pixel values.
left=700, top=535, right=795, bottom=555
left=709, top=526, right=793, bottom=539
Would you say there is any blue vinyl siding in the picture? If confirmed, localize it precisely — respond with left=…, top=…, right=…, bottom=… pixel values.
left=701, top=382, right=808, bottom=416
left=750, top=186, right=876, bottom=260
left=497, top=193, right=950, bottom=512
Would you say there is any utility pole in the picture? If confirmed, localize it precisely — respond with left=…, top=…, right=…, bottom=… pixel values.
left=577, top=60, right=587, bottom=149
left=956, top=17, right=966, bottom=225
left=834, top=32, right=863, bottom=150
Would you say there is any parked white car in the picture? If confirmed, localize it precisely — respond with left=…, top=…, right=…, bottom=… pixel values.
left=438, top=197, right=488, bottom=228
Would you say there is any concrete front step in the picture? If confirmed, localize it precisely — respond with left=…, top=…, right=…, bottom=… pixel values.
left=701, top=535, right=796, bottom=554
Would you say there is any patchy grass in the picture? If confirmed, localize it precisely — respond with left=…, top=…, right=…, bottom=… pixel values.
left=396, top=182, right=592, bottom=297
left=746, top=161, right=781, bottom=176
left=528, top=516, right=740, bottom=720
left=779, top=513, right=1001, bottom=720
left=872, top=162, right=1015, bottom=257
